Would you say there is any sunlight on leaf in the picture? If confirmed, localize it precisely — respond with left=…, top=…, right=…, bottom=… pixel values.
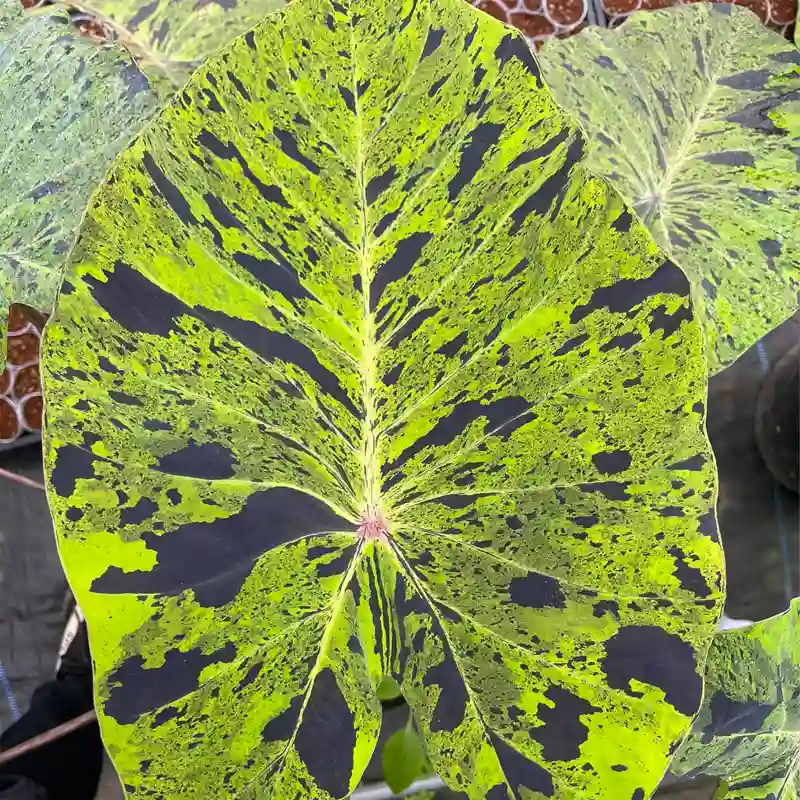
left=71, top=0, right=286, bottom=87
left=0, top=0, right=157, bottom=359
left=540, top=4, right=800, bottom=374
left=42, top=0, right=723, bottom=796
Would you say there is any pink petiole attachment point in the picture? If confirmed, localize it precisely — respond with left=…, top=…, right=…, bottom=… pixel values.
left=358, top=509, right=389, bottom=542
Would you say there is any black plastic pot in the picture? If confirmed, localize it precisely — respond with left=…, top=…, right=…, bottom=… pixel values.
left=755, top=342, right=799, bottom=494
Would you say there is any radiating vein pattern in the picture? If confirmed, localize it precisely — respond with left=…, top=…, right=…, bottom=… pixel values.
left=540, top=3, right=800, bottom=373
left=671, top=600, right=800, bottom=799
left=42, top=0, right=723, bottom=797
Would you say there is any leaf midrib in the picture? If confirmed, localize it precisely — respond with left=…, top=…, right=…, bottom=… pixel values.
left=625, top=24, right=734, bottom=240
left=636, top=78, right=720, bottom=233
left=353, top=18, right=379, bottom=518
left=240, top=21, right=380, bottom=796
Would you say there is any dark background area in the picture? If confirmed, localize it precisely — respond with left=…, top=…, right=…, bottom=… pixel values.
left=711, top=312, right=799, bottom=620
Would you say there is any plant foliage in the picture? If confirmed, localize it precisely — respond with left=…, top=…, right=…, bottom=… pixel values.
left=43, top=0, right=724, bottom=796
left=539, top=4, right=800, bottom=374
left=383, top=725, right=426, bottom=794
left=72, top=0, right=286, bottom=87
left=0, top=0, right=157, bottom=355
left=671, top=600, right=800, bottom=799
left=376, top=676, right=402, bottom=702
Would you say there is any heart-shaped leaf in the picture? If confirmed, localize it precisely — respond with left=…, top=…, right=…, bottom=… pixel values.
left=376, top=676, right=402, bottom=702
left=539, top=4, right=800, bottom=374
left=671, top=600, right=800, bottom=799
left=72, top=0, right=286, bottom=88
left=42, top=0, right=724, bottom=797
left=383, top=726, right=427, bottom=794
left=0, top=0, right=157, bottom=356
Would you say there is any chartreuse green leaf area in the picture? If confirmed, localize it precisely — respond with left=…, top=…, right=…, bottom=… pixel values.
left=0, top=0, right=157, bottom=358
left=41, top=0, right=725, bottom=796
left=71, top=0, right=285, bottom=88
left=671, top=599, right=800, bottom=799
left=538, top=3, right=800, bottom=375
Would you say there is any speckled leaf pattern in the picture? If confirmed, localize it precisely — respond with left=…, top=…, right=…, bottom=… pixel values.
left=671, top=600, right=800, bottom=799
left=42, top=0, right=724, bottom=797
left=539, top=4, right=800, bottom=373
left=0, top=0, right=157, bottom=355
left=74, top=0, right=286, bottom=87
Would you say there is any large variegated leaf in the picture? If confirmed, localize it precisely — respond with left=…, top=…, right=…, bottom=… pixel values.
left=671, top=600, right=800, bottom=799
left=72, top=0, right=286, bottom=87
left=42, top=0, right=724, bottom=797
left=0, top=0, right=157, bottom=356
left=539, top=4, right=800, bottom=374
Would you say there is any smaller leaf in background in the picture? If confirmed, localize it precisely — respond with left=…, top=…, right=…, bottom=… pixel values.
left=670, top=599, right=800, bottom=799
left=376, top=677, right=402, bottom=703
left=71, top=0, right=287, bottom=88
left=382, top=726, right=427, bottom=796
left=539, top=4, right=800, bottom=373
left=0, top=0, right=158, bottom=358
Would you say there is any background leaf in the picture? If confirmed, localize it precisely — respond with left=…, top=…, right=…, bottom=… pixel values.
left=42, top=0, right=724, bottom=797
left=71, top=0, right=286, bottom=87
left=671, top=599, right=800, bottom=799
left=382, top=726, right=427, bottom=794
left=0, top=0, right=157, bottom=357
left=376, top=676, right=402, bottom=702
left=539, top=4, right=800, bottom=373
